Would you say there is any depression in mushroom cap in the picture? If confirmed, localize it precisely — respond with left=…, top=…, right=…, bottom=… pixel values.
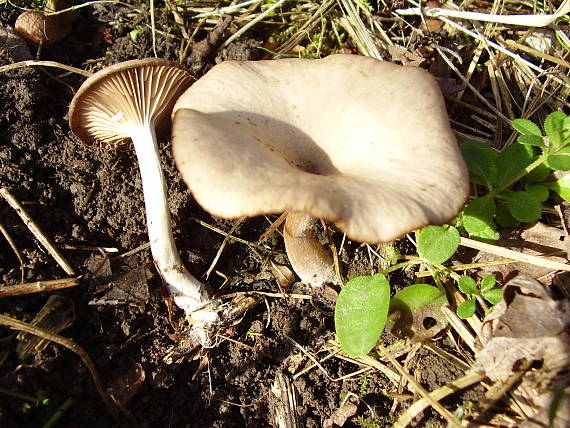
left=172, top=54, right=470, bottom=244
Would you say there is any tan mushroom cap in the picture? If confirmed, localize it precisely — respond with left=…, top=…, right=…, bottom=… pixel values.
left=69, top=58, right=195, bottom=146
left=172, top=54, right=469, bottom=244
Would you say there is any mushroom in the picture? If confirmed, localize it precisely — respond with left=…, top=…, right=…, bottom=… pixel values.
left=68, top=58, right=217, bottom=327
left=171, top=54, right=469, bottom=286
left=15, top=0, right=76, bottom=46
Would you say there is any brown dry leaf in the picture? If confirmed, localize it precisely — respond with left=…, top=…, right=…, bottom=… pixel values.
left=190, top=16, right=232, bottom=65
left=323, top=395, right=358, bottom=428
left=107, top=363, right=145, bottom=408
left=387, top=45, right=424, bottom=66
left=470, top=275, right=570, bottom=426
left=475, top=222, right=568, bottom=284
left=89, top=265, right=151, bottom=311
left=16, top=295, right=75, bottom=359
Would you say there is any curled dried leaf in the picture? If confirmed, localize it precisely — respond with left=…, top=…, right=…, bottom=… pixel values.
left=15, top=11, right=71, bottom=46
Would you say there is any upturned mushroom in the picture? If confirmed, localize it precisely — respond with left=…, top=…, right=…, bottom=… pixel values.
left=171, top=54, right=469, bottom=286
left=68, top=58, right=218, bottom=328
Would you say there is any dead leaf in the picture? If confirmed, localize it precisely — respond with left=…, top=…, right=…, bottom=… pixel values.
left=107, top=363, right=145, bottom=408
left=16, top=295, right=75, bottom=359
left=323, top=395, right=358, bottom=428
left=89, top=265, right=150, bottom=311
left=470, top=275, right=570, bottom=426
left=476, top=222, right=568, bottom=284
left=387, top=45, right=425, bottom=67
left=190, top=16, right=232, bottom=65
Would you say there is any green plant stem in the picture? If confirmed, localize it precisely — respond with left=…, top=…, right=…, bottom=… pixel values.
left=490, top=151, right=549, bottom=196
left=380, top=260, right=422, bottom=275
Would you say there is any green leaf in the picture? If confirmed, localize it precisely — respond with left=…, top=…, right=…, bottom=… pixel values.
left=460, top=140, right=498, bottom=187
left=480, top=275, right=496, bottom=292
left=462, top=195, right=498, bottom=240
left=516, top=134, right=545, bottom=147
left=496, top=143, right=535, bottom=187
left=504, top=191, right=542, bottom=222
left=545, top=146, right=570, bottom=171
left=457, top=300, right=477, bottom=319
left=335, top=273, right=391, bottom=357
left=512, top=118, right=542, bottom=136
left=458, top=276, right=478, bottom=294
left=526, top=184, right=549, bottom=202
left=389, top=284, right=447, bottom=314
left=544, top=175, right=570, bottom=202
left=495, top=204, right=520, bottom=228
left=417, top=225, right=460, bottom=264
left=544, top=112, right=568, bottom=149
left=526, top=163, right=552, bottom=184
left=482, top=288, right=503, bottom=305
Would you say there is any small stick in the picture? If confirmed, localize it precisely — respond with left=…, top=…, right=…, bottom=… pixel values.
left=361, top=346, right=464, bottom=428
left=0, top=60, right=92, bottom=76
left=0, top=220, right=26, bottom=282
left=395, top=4, right=570, bottom=27
left=392, top=372, right=486, bottom=428
left=0, top=313, right=121, bottom=418
left=0, top=277, right=79, bottom=298
left=222, top=0, right=288, bottom=47
left=0, top=187, right=75, bottom=275
left=205, top=218, right=244, bottom=279
left=460, top=236, right=570, bottom=272
left=259, top=212, right=288, bottom=242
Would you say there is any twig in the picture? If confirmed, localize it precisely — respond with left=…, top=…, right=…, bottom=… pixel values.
left=0, top=188, right=75, bottom=275
left=441, top=306, right=478, bottom=353
left=360, top=348, right=464, bottom=428
left=0, top=277, right=80, bottom=298
left=0, top=60, right=92, bottom=76
left=0, top=220, right=25, bottom=282
left=396, top=1, right=570, bottom=27
left=0, top=313, right=121, bottom=418
left=223, top=0, right=288, bottom=47
left=206, top=218, right=244, bottom=279
left=460, top=236, right=570, bottom=272
left=194, top=0, right=262, bottom=18
left=392, top=372, right=486, bottom=428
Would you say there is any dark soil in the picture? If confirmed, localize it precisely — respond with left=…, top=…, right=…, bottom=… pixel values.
left=1, top=4, right=478, bottom=427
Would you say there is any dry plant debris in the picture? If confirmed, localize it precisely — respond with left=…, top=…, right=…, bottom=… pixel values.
left=470, top=275, right=570, bottom=427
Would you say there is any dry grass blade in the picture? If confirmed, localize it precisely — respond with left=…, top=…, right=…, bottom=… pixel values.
left=223, top=0, right=289, bottom=47
left=337, top=0, right=382, bottom=59
left=442, top=306, right=478, bottom=354
left=270, top=0, right=336, bottom=57
left=360, top=347, right=464, bottom=428
left=0, top=60, right=92, bottom=76
left=460, top=237, right=570, bottom=272
left=0, top=313, right=122, bottom=418
left=396, top=0, right=570, bottom=27
left=0, top=277, right=80, bottom=298
left=392, top=372, right=486, bottom=428
left=0, top=220, right=25, bottom=282
left=0, top=187, right=75, bottom=275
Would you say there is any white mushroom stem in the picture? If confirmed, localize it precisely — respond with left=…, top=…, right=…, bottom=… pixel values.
left=130, top=124, right=214, bottom=317
left=283, top=212, right=338, bottom=287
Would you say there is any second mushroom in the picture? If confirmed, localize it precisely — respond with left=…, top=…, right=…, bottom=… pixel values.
left=171, top=54, right=470, bottom=286
left=68, top=59, right=219, bottom=336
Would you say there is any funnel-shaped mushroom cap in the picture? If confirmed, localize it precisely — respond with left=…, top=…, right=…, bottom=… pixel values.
left=172, top=55, right=469, bottom=243
left=69, top=58, right=195, bottom=146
